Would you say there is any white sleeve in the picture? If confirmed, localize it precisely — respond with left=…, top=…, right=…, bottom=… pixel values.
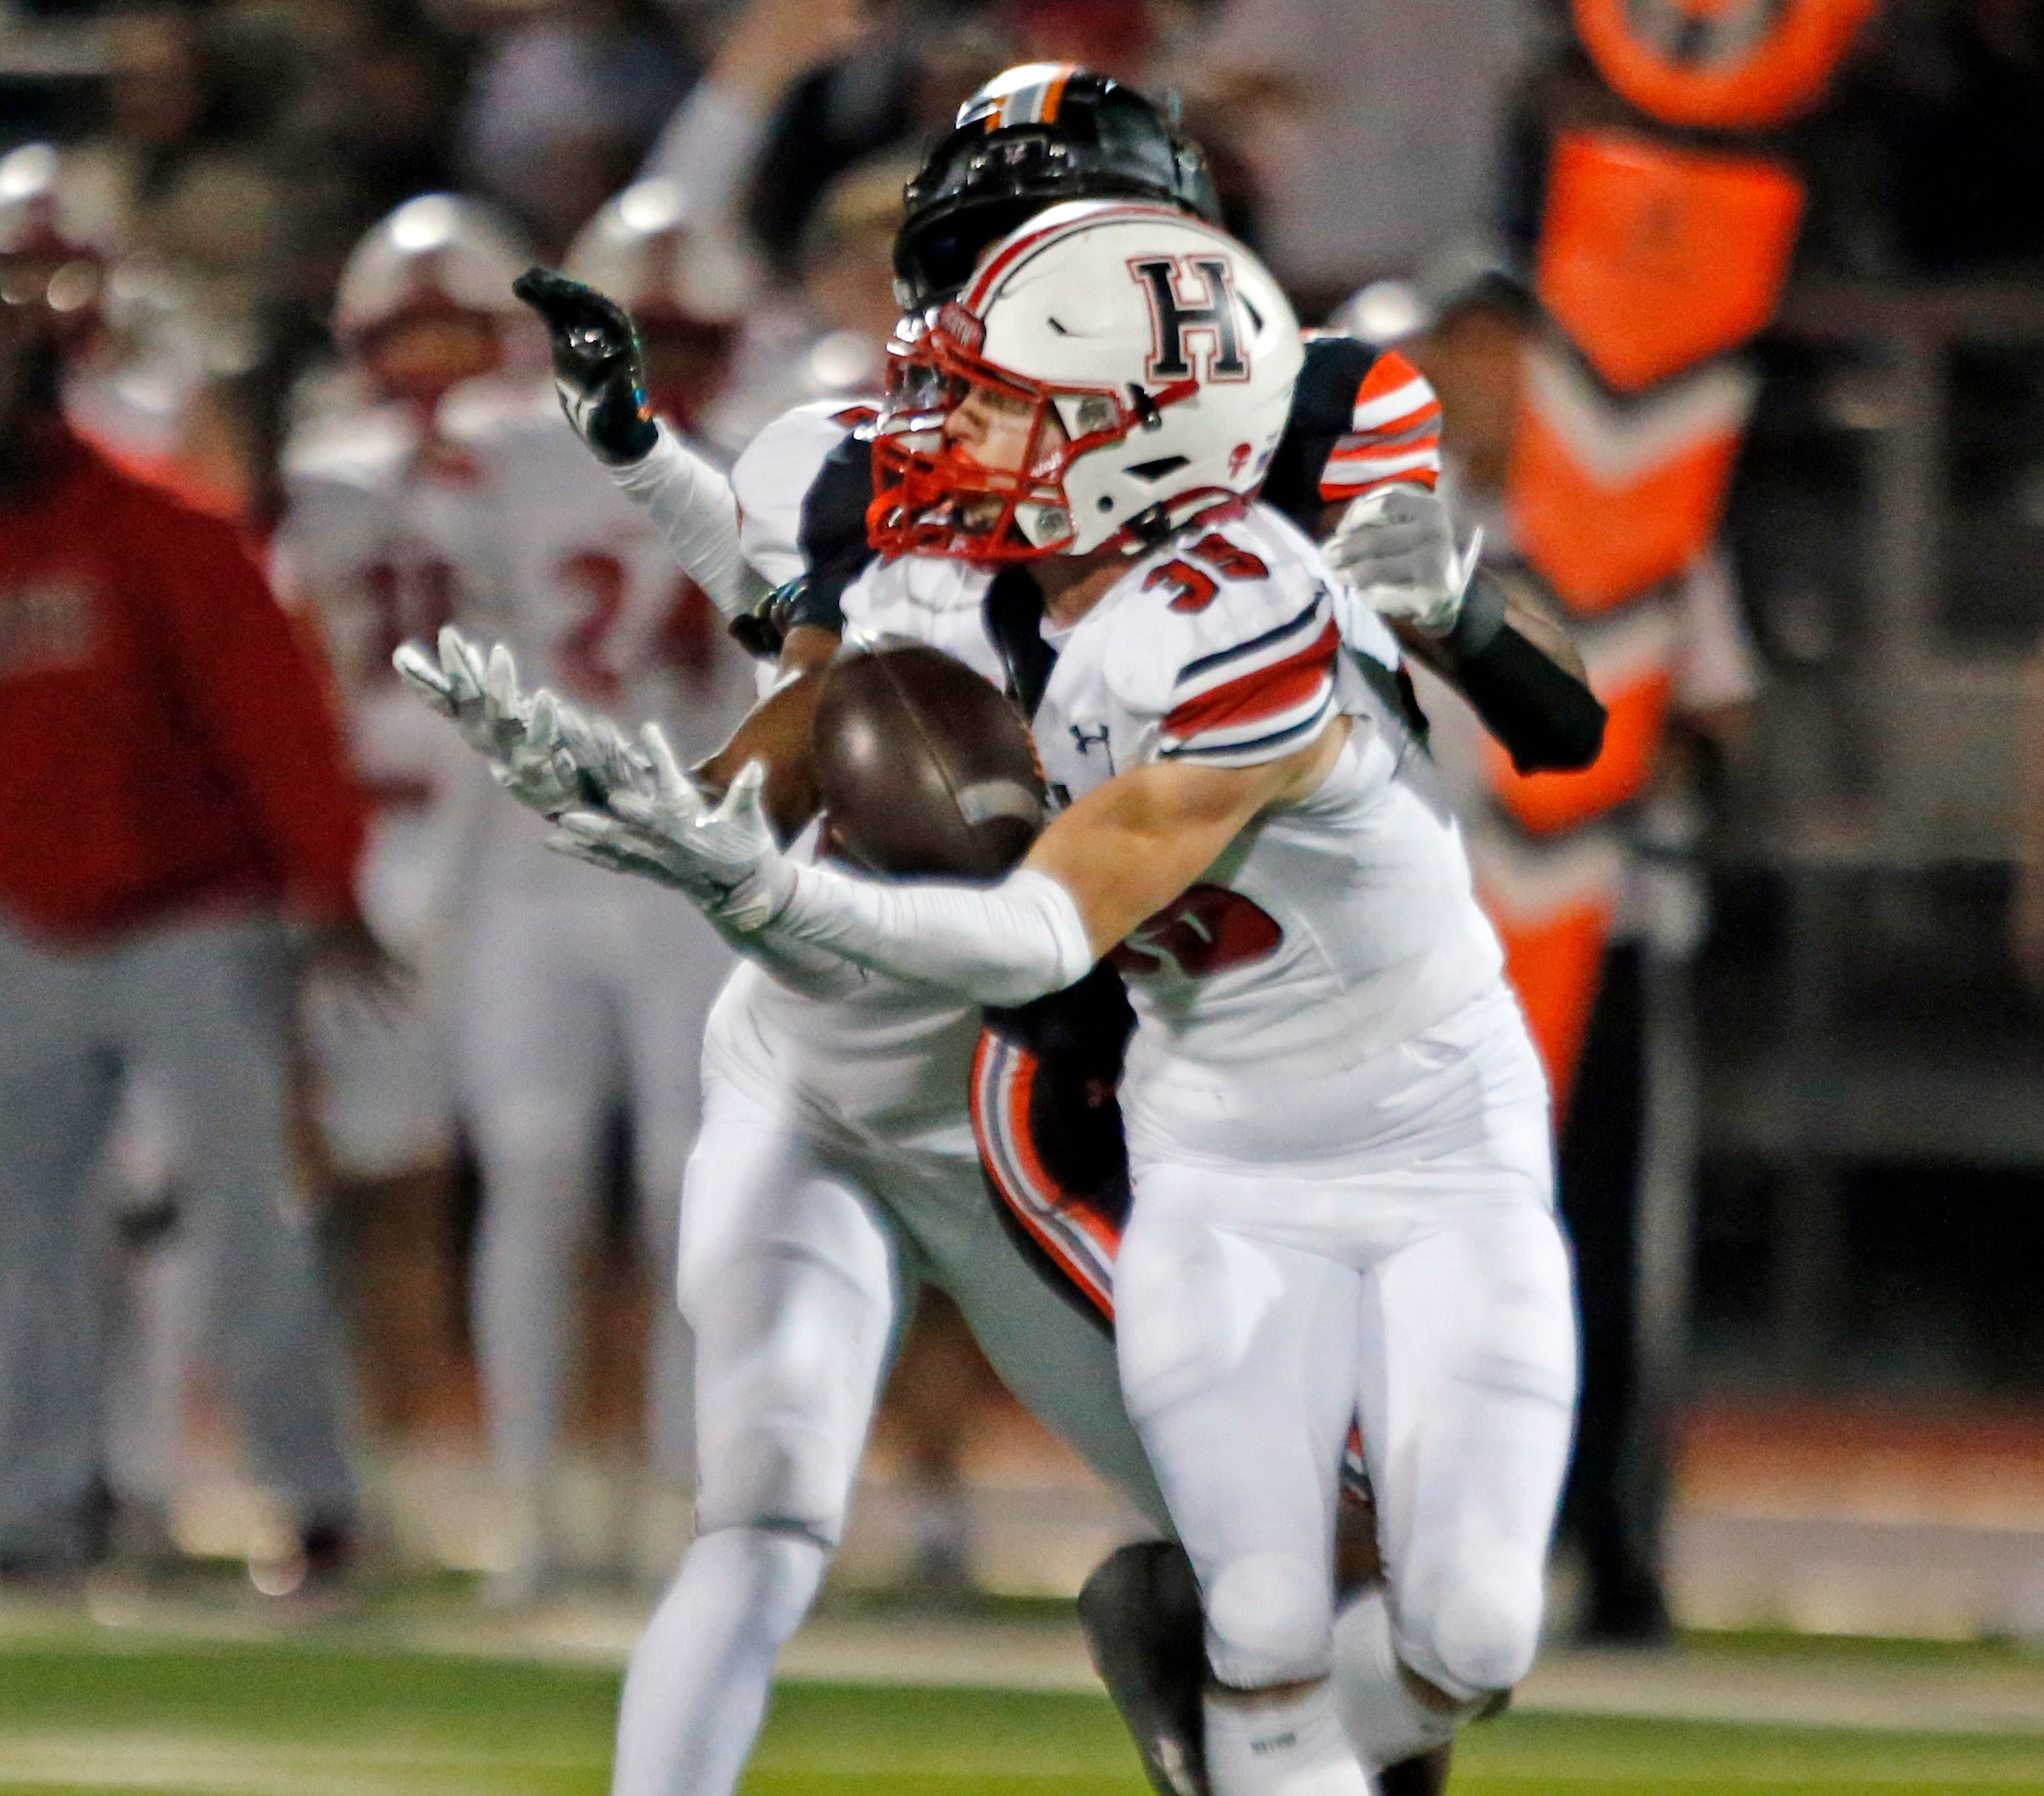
left=639, top=80, right=770, bottom=219
left=771, top=864, right=1096, bottom=1007
left=608, top=423, right=771, bottom=620
left=710, top=907, right=872, bottom=1000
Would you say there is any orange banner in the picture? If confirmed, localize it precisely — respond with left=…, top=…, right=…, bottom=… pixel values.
left=1538, top=130, right=1803, bottom=393
left=1573, top=0, right=1877, bottom=130
left=1506, top=346, right=1751, bottom=614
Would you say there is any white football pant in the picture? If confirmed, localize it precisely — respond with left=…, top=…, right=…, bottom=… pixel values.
left=1115, top=990, right=1577, bottom=1716
left=612, top=1070, right=1169, bottom=1796
left=460, top=858, right=730, bottom=1490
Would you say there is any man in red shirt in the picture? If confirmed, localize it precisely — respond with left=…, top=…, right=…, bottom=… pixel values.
left=0, top=205, right=375, bottom=1582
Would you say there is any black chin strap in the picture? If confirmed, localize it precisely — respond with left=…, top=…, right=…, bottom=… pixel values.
left=983, top=566, right=1058, bottom=719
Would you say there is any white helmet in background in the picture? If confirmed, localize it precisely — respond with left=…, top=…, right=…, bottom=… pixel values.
left=334, top=193, right=531, bottom=343
left=870, top=200, right=1302, bottom=561
left=0, top=143, right=114, bottom=336
left=564, top=179, right=757, bottom=330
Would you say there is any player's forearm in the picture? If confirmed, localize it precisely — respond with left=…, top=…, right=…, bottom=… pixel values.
left=1401, top=573, right=1607, bottom=774
left=609, top=424, right=772, bottom=620
left=715, top=906, right=874, bottom=999
left=774, top=863, right=1096, bottom=1006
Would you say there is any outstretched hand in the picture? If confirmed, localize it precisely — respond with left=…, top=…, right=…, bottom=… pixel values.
left=513, top=266, right=658, bottom=465
left=393, top=625, right=652, bottom=817
left=1324, top=485, right=1482, bottom=637
left=550, top=742, right=794, bottom=930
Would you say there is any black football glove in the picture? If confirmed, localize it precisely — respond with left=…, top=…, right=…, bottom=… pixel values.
left=513, top=266, right=659, bottom=465
left=728, top=579, right=810, bottom=662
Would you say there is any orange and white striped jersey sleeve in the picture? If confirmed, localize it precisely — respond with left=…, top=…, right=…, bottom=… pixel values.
left=1316, top=347, right=1443, bottom=503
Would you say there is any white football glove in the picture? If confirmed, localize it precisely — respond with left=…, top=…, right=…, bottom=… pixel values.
left=1323, top=485, right=1483, bottom=636
left=393, top=625, right=652, bottom=816
left=549, top=737, right=794, bottom=931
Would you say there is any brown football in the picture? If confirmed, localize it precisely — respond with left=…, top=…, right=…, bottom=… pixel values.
left=691, top=668, right=824, bottom=843
left=812, top=644, right=1047, bottom=879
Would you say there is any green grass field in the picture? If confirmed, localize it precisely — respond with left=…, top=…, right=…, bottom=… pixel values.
left=3, top=1633, right=2044, bottom=1795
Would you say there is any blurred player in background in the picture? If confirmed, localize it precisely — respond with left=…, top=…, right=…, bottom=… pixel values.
left=0, top=185, right=373, bottom=1588
left=273, top=193, right=538, bottom=1439
left=438, top=180, right=757, bottom=1603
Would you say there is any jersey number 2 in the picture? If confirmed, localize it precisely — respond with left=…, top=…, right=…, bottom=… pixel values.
left=560, top=553, right=720, bottom=703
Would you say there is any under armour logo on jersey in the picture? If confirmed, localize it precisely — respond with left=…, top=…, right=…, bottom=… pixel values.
left=1130, top=255, right=1248, bottom=384
left=1069, top=721, right=1113, bottom=766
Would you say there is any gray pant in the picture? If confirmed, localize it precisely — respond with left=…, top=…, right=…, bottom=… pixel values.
left=0, top=913, right=355, bottom=1560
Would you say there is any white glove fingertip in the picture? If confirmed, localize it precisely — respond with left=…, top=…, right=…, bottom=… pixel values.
left=641, top=721, right=690, bottom=799
left=721, top=758, right=768, bottom=820
left=392, top=643, right=455, bottom=709
left=485, top=643, right=522, bottom=716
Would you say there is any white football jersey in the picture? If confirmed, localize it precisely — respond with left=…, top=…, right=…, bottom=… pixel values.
left=275, top=399, right=497, bottom=945
left=432, top=383, right=758, bottom=773
left=1028, top=504, right=1504, bottom=1078
left=703, top=523, right=997, bottom=1156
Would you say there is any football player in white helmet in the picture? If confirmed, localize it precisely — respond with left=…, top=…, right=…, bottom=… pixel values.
left=429, top=186, right=757, bottom=1602
left=275, top=194, right=538, bottom=1436
left=399, top=63, right=1599, bottom=1796
left=529, top=201, right=1578, bottom=1796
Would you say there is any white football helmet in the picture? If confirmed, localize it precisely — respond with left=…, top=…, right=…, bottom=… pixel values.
left=333, top=193, right=532, bottom=342
left=564, top=179, right=758, bottom=330
left=0, top=143, right=112, bottom=336
left=870, top=200, right=1303, bottom=561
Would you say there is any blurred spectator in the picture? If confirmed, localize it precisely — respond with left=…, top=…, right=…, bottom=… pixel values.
left=1174, top=0, right=1557, bottom=311
left=265, top=0, right=472, bottom=246
left=1000, top=0, right=1154, bottom=82
left=460, top=0, right=697, bottom=253
left=272, top=195, right=538, bottom=1444
left=63, top=10, right=296, bottom=327
left=739, top=3, right=1007, bottom=278
left=2016, top=648, right=2044, bottom=991
left=640, top=0, right=868, bottom=224
left=708, top=149, right=915, bottom=448
left=0, top=187, right=375, bottom=1588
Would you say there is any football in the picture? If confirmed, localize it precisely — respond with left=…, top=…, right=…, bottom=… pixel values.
left=691, top=666, right=824, bottom=842
left=811, top=643, right=1048, bottom=879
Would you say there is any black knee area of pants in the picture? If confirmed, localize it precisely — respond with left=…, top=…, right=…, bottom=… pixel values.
left=1077, top=1541, right=1209, bottom=1796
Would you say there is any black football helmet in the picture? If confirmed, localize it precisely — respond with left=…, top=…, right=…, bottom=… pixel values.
left=894, top=62, right=1221, bottom=309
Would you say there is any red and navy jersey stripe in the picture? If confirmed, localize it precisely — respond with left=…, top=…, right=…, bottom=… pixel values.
left=1158, top=587, right=1341, bottom=766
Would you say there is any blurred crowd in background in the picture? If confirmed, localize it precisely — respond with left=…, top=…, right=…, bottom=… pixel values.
left=5, top=0, right=2044, bottom=1632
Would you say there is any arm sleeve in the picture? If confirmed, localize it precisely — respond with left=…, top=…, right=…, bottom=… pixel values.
left=1435, top=571, right=1608, bottom=774
left=773, top=863, right=1095, bottom=1007
left=610, top=424, right=771, bottom=620
left=709, top=903, right=873, bottom=1000
left=640, top=79, right=772, bottom=216
left=1262, top=338, right=1441, bottom=528
left=152, top=502, right=367, bottom=922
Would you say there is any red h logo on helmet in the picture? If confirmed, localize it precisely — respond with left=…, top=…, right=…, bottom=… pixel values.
left=1130, top=255, right=1249, bottom=383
